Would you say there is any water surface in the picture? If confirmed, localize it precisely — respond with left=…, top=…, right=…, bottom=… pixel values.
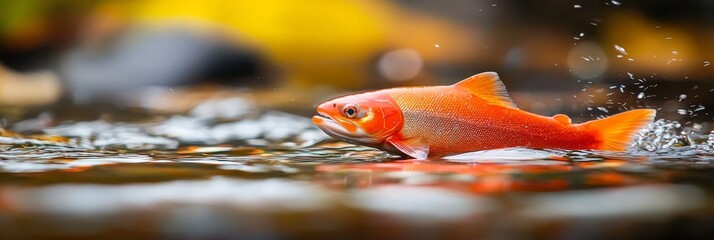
left=1, top=101, right=713, bottom=239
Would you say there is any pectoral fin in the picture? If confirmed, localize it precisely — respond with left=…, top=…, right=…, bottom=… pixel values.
left=386, top=136, right=430, bottom=160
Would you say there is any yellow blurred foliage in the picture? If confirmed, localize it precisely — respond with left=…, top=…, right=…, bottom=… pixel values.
left=110, top=0, right=481, bottom=89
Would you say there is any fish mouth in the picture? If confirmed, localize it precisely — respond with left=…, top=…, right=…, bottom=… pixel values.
left=312, top=110, right=341, bottom=131
left=312, top=111, right=376, bottom=145
left=312, top=113, right=348, bottom=139
left=312, top=110, right=335, bottom=125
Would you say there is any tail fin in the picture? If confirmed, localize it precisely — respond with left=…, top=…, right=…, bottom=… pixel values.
left=582, top=109, right=656, bottom=151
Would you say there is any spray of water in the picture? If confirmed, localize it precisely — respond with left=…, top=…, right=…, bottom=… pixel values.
left=632, top=119, right=713, bottom=153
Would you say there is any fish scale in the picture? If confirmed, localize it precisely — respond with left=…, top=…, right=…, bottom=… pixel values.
left=389, top=86, right=598, bottom=154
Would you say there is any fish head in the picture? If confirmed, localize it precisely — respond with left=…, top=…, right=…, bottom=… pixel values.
left=313, top=92, right=403, bottom=146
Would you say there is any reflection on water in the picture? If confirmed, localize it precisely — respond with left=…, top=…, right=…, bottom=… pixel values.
left=1, top=98, right=714, bottom=238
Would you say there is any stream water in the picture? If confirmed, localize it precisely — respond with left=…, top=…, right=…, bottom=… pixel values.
left=1, top=99, right=713, bottom=239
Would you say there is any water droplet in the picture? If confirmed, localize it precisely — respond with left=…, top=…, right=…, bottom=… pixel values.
left=614, top=45, right=628, bottom=55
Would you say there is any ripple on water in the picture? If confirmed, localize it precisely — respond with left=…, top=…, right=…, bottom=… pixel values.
left=1, top=101, right=714, bottom=238
left=2, top=111, right=714, bottom=174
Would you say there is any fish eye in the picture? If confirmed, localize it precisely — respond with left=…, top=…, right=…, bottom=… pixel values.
left=343, top=104, right=358, bottom=118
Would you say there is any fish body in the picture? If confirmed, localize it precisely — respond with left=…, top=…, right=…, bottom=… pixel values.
left=312, top=72, right=656, bottom=159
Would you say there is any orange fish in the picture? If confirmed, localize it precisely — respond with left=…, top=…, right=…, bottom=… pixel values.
left=312, top=72, right=656, bottom=159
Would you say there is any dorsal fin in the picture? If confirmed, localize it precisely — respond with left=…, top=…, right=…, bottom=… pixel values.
left=452, top=72, right=518, bottom=109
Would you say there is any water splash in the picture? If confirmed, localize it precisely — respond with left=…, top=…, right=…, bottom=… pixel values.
left=632, top=119, right=688, bottom=152
left=632, top=119, right=714, bottom=155
left=701, top=130, right=714, bottom=152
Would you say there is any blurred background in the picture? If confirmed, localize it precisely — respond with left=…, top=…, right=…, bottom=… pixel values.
left=1, top=1, right=714, bottom=239
left=1, top=0, right=712, bottom=123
